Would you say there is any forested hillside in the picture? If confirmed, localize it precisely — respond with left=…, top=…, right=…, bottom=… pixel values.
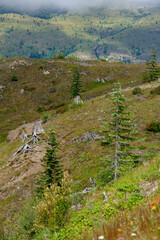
left=0, top=6, right=160, bottom=61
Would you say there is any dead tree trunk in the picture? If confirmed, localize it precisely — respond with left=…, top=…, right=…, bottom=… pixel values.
left=12, top=143, right=37, bottom=157
left=21, top=131, right=28, bottom=143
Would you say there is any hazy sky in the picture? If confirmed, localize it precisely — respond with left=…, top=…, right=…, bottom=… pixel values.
left=0, top=0, right=159, bottom=10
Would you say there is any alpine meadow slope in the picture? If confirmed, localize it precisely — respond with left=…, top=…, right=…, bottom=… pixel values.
left=0, top=57, right=160, bottom=239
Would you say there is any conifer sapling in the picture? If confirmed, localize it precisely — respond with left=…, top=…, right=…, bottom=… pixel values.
left=40, top=131, right=63, bottom=189
left=71, top=66, right=82, bottom=98
left=146, top=45, right=160, bottom=82
left=100, top=82, right=139, bottom=180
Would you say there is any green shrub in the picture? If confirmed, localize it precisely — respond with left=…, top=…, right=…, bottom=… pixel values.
left=41, top=113, right=52, bottom=123
left=11, top=73, right=18, bottom=81
left=1, top=197, right=36, bottom=240
left=56, top=105, right=68, bottom=114
left=132, top=87, right=142, bottom=95
left=150, top=86, right=160, bottom=95
left=146, top=121, right=160, bottom=132
left=54, top=53, right=65, bottom=59
left=100, top=58, right=107, bottom=62
left=34, top=172, right=71, bottom=233
left=126, top=193, right=144, bottom=208
left=0, top=133, right=7, bottom=143
left=141, top=70, right=150, bottom=82
left=96, top=168, right=114, bottom=187
left=36, top=106, right=45, bottom=113
left=117, top=182, right=141, bottom=193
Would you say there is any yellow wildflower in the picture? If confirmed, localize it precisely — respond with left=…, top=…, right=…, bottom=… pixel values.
left=152, top=206, right=156, bottom=210
left=117, top=229, right=121, bottom=232
left=157, top=227, right=160, bottom=230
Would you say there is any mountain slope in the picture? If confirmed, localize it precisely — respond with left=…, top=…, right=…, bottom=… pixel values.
left=0, top=58, right=160, bottom=239
left=0, top=7, right=160, bottom=61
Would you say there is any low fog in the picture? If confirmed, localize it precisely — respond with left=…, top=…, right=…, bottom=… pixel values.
left=0, top=0, right=159, bottom=11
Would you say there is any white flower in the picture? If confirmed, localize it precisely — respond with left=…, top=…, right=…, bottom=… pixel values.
left=131, top=233, right=136, bottom=237
left=98, top=236, right=104, bottom=240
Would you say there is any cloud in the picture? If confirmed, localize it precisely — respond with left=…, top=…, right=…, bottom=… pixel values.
left=0, top=0, right=159, bottom=10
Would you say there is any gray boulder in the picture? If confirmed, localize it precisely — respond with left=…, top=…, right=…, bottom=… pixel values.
left=73, top=96, right=83, bottom=104
left=20, top=89, right=24, bottom=94
left=49, top=88, right=56, bottom=93
left=95, top=78, right=101, bottom=83
left=0, top=86, right=4, bottom=91
left=74, top=131, right=105, bottom=143
left=43, top=71, right=50, bottom=75
left=104, top=76, right=114, bottom=81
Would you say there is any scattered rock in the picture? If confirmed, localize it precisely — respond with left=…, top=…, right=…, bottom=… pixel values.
left=104, top=76, right=114, bottom=81
left=73, top=96, right=83, bottom=104
left=158, top=78, right=160, bottom=82
left=20, top=89, right=24, bottom=94
left=95, top=78, right=101, bottom=83
left=103, top=192, right=108, bottom=202
left=95, top=77, right=113, bottom=83
left=71, top=203, right=83, bottom=211
left=74, top=131, right=105, bottom=143
left=159, top=168, right=160, bottom=173
left=81, top=71, right=88, bottom=76
left=0, top=85, right=4, bottom=91
left=0, top=95, right=3, bottom=99
left=43, top=71, right=50, bottom=75
left=90, top=177, right=96, bottom=186
left=49, top=88, right=56, bottom=93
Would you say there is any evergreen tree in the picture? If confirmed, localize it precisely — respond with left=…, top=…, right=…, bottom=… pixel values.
left=40, top=131, right=63, bottom=189
left=100, top=82, right=138, bottom=180
left=71, top=67, right=82, bottom=97
left=146, top=45, right=160, bottom=82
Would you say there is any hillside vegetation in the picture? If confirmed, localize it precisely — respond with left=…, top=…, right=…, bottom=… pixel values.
left=0, top=7, right=160, bottom=61
left=0, top=58, right=160, bottom=239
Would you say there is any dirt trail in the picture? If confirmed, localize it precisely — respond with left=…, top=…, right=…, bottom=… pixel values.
left=124, top=82, right=160, bottom=92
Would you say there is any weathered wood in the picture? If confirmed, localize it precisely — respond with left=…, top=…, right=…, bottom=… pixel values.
left=12, top=143, right=37, bottom=157
left=28, top=134, right=42, bottom=145
left=21, top=131, right=28, bottom=143
left=33, top=121, right=45, bottom=135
